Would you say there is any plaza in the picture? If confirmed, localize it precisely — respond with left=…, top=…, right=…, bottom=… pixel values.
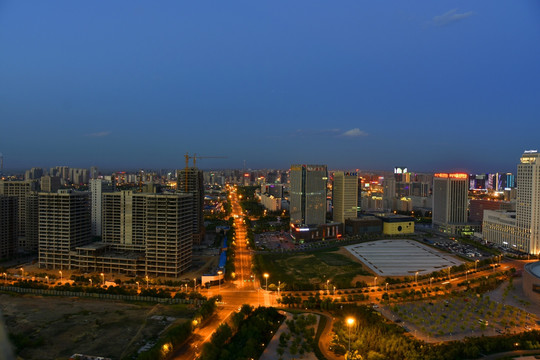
left=345, top=239, right=463, bottom=276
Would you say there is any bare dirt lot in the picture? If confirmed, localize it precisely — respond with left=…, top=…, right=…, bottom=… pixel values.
left=1, top=293, right=194, bottom=360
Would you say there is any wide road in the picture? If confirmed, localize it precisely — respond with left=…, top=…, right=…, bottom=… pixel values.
left=172, top=186, right=268, bottom=360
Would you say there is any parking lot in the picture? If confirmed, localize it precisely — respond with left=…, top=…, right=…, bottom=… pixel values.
left=255, top=232, right=296, bottom=251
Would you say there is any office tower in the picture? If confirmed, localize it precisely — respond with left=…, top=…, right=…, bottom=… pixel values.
left=0, top=195, right=17, bottom=259
left=0, top=180, right=38, bottom=251
left=290, top=164, right=327, bottom=226
left=432, top=173, right=468, bottom=234
left=516, top=150, right=540, bottom=254
left=40, top=176, right=61, bottom=193
left=38, top=190, right=92, bottom=269
left=333, top=171, right=358, bottom=223
left=382, top=177, right=396, bottom=210
left=25, top=167, right=44, bottom=180
left=177, top=168, right=204, bottom=245
left=102, top=191, right=193, bottom=277
left=89, top=179, right=114, bottom=237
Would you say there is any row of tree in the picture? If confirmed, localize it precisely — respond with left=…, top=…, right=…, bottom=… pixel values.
left=199, top=306, right=285, bottom=360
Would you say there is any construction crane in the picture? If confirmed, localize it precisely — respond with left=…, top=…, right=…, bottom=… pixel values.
left=182, top=153, right=227, bottom=192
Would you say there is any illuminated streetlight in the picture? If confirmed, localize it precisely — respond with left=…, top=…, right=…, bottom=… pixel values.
left=89, top=278, right=92, bottom=286
left=373, top=276, right=377, bottom=288
left=194, top=278, right=197, bottom=292
left=20, top=267, right=24, bottom=278
left=217, top=270, right=223, bottom=294
left=430, top=277, right=434, bottom=288
left=136, top=281, right=140, bottom=293
left=415, top=271, right=419, bottom=285
left=327, top=279, right=330, bottom=295
left=45, top=275, right=49, bottom=285
left=385, top=283, right=388, bottom=292
left=264, top=273, right=269, bottom=291
left=145, top=275, right=149, bottom=289
left=100, top=272, right=104, bottom=286
left=59, top=270, right=62, bottom=283
left=3, top=272, right=7, bottom=284
left=475, top=259, right=479, bottom=272
left=346, top=317, right=355, bottom=354
left=278, top=280, right=281, bottom=298
left=333, top=286, right=336, bottom=296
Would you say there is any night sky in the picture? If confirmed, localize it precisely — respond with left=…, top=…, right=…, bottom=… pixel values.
left=1, top=1, right=539, bottom=173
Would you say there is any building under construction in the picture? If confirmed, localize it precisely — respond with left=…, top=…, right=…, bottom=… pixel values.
left=38, top=190, right=193, bottom=278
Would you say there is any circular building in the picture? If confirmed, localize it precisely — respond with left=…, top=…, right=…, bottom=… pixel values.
left=523, top=261, right=540, bottom=302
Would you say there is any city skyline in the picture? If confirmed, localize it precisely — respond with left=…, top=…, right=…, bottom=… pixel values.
left=2, top=1, right=540, bottom=171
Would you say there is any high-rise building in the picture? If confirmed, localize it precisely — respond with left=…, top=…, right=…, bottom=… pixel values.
left=40, top=176, right=61, bottom=193
left=25, top=167, right=43, bottom=180
left=332, top=171, right=358, bottom=223
left=382, top=177, right=396, bottom=210
left=38, top=190, right=92, bottom=269
left=0, top=195, right=17, bottom=259
left=0, top=180, right=38, bottom=251
left=515, top=150, right=540, bottom=254
left=432, top=173, right=469, bottom=234
left=102, top=191, right=193, bottom=276
left=90, top=166, right=99, bottom=180
left=89, top=179, right=114, bottom=237
left=25, top=192, right=39, bottom=252
left=177, top=168, right=204, bottom=245
left=290, top=164, right=327, bottom=226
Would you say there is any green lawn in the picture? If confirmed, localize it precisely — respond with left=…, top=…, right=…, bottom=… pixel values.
left=254, top=249, right=370, bottom=291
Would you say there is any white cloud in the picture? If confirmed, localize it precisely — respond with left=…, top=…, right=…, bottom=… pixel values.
left=341, top=128, right=368, bottom=137
left=86, top=131, right=111, bottom=137
left=432, top=9, right=474, bottom=27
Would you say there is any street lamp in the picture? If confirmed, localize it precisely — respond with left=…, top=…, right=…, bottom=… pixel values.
left=194, top=278, right=197, bottom=292
left=333, top=286, right=336, bottom=296
left=3, top=272, right=7, bottom=284
left=45, top=276, right=49, bottom=285
left=59, top=270, right=62, bottom=283
left=346, top=317, right=355, bottom=355
left=20, top=267, right=24, bottom=278
left=475, top=259, right=479, bottom=272
left=415, top=271, right=419, bottom=285
left=264, top=273, right=269, bottom=291
left=430, top=277, right=434, bottom=288
left=136, top=281, right=140, bottom=293
left=145, top=275, right=149, bottom=289
left=217, top=270, right=223, bottom=294
left=373, top=276, right=377, bottom=288
left=89, top=279, right=92, bottom=286
left=278, top=280, right=281, bottom=298
left=385, top=283, right=388, bottom=292
left=100, top=273, right=104, bottom=286
left=326, top=279, right=330, bottom=295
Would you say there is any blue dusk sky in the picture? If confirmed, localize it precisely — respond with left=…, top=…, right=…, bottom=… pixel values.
left=1, top=1, right=539, bottom=173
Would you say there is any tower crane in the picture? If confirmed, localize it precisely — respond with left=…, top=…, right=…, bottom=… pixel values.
left=182, top=153, right=227, bottom=192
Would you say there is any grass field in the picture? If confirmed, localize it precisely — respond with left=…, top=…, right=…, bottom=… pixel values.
left=1, top=293, right=194, bottom=360
left=254, top=248, right=370, bottom=290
